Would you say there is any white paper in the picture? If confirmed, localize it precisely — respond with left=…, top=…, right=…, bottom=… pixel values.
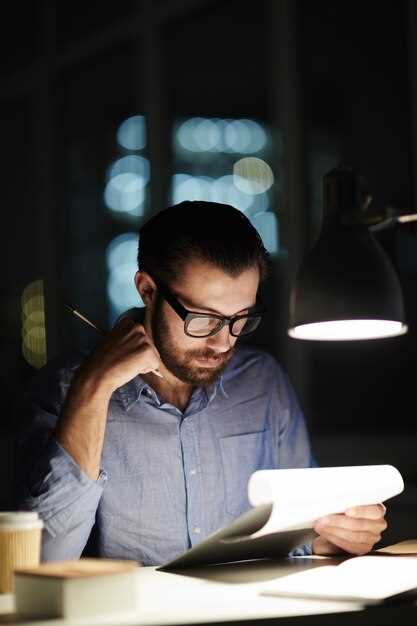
left=161, top=465, right=404, bottom=570
left=262, top=555, right=417, bottom=602
left=248, top=465, right=404, bottom=536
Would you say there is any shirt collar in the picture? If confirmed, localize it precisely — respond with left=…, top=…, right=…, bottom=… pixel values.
left=115, top=371, right=228, bottom=412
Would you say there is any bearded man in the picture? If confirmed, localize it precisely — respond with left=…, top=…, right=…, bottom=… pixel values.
left=16, top=201, right=387, bottom=564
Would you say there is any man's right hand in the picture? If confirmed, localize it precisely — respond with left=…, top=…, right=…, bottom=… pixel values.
left=55, top=318, right=162, bottom=480
left=78, top=317, right=162, bottom=394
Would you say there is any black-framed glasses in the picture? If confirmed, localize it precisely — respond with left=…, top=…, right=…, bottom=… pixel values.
left=154, top=278, right=266, bottom=338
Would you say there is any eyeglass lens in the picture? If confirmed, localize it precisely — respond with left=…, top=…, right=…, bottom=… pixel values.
left=186, top=315, right=261, bottom=338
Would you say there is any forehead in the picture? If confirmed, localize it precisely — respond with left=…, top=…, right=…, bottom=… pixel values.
left=170, top=260, right=260, bottom=314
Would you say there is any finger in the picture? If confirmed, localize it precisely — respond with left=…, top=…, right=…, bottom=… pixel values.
left=317, top=529, right=375, bottom=556
left=114, top=316, right=137, bottom=331
left=315, top=514, right=387, bottom=534
left=127, top=324, right=161, bottom=359
left=316, top=525, right=381, bottom=547
left=312, top=536, right=341, bottom=556
left=111, top=317, right=143, bottom=343
left=345, top=504, right=386, bottom=519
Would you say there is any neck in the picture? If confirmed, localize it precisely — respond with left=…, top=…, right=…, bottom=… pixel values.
left=141, top=372, right=193, bottom=412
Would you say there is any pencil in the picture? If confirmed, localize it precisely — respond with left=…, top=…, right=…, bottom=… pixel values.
left=65, top=304, right=164, bottom=379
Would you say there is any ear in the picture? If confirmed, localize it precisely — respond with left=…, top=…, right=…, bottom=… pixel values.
left=135, top=271, right=157, bottom=307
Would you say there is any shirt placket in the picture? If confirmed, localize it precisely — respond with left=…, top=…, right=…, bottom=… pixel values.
left=180, top=415, right=203, bottom=545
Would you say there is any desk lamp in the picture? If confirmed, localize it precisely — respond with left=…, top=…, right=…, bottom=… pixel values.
left=288, top=166, right=408, bottom=341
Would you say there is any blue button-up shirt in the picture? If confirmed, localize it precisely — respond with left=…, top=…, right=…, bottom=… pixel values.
left=16, top=344, right=315, bottom=565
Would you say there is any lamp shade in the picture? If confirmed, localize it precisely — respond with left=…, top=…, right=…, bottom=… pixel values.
left=288, top=167, right=408, bottom=341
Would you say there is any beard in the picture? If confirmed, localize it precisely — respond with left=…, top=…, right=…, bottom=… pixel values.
left=151, top=298, right=234, bottom=386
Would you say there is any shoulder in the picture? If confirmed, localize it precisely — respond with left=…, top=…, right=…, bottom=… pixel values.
left=223, top=345, right=285, bottom=390
left=16, top=350, right=90, bottom=428
left=24, top=350, right=88, bottom=403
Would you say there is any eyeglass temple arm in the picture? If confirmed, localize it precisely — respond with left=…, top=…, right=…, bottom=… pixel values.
left=154, top=280, right=188, bottom=320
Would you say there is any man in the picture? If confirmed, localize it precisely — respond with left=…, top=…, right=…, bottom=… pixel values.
left=16, top=201, right=386, bottom=565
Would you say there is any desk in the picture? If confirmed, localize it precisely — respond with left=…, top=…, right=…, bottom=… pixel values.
left=0, top=557, right=416, bottom=626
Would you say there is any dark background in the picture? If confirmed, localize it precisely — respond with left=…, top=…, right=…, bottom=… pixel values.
left=1, top=0, right=417, bottom=547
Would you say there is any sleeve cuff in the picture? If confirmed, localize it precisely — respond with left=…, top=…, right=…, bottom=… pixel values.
left=23, top=437, right=106, bottom=537
left=289, top=543, right=314, bottom=557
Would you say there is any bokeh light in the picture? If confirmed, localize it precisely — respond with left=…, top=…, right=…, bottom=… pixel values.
left=211, top=175, right=253, bottom=211
left=233, top=157, right=274, bottom=194
left=172, top=116, right=278, bottom=255
left=104, top=175, right=145, bottom=215
left=21, top=280, right=47, bottom=369
left=225, top=120, right=252, bottom=153
left=104, top=155, right=149, bottom=216
left=246, top=191, right=269, bottom=215
left=241, top=119, right=267, bottom=153
left=171, top=174, right=258, bottom=212
left=249, top=211, right=279, bottom=254
left=108, top=155, right=150, bottom=184
left=172, top=174, right=213, bottom=204
left=117, top=115, right=146, bottom=151
left=177, top=118, right=204, bottom=152
left=106, top=233, right=144, bottom=321
left=194, top=118, right=221, bottom=151
left=176, top=118, right=268, bottom=154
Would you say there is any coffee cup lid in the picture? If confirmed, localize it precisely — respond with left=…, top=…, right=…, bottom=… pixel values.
left=0, top=511, right=43, bottom=529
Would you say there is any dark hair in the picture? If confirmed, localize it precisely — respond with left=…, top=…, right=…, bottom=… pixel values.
left=138, top=201, right=269, bottom=284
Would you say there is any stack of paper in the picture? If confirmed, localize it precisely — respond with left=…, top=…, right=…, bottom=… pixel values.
left=261, top=555, right=417, bottom=604
left=14, top=558, right=139, bottom=619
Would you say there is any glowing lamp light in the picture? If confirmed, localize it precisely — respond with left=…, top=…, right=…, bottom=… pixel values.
left=288, top=167, right=407, bottom=341
left=289, top=319, right=407, bottom=341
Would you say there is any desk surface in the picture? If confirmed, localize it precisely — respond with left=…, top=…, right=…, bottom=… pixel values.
left=0, top=557, right=416, bottom=626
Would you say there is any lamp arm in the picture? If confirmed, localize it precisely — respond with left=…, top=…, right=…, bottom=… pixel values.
left=369, top=209, right=417, bottom=232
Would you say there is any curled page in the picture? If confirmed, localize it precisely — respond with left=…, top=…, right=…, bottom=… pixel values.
left=160, top=465, right=404, bottom=569
left=248, top=465, right=404, bottom=537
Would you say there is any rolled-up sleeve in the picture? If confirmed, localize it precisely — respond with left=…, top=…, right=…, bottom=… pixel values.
left=15, top=354, right=105, bottom=561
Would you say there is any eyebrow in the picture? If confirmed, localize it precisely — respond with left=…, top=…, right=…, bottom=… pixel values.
left=175, top=292, right=257, bottom=316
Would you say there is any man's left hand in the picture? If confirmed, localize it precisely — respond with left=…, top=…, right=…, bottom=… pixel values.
left=312, top=504, right=387, bottom=556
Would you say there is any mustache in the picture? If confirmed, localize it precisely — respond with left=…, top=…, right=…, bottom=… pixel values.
left=188, top=348, right=234, bottom=361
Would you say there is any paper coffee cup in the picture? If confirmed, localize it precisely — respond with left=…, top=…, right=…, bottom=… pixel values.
left=0, top=512, right=43, bottom=593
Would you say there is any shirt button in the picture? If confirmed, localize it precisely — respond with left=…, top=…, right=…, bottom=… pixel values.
left=193, top=527, right=201, bottom=534
left=190, top=469, right=196, bottom=476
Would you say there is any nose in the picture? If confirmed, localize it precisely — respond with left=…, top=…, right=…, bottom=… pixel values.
left=206, top=324, right=235, bottom=353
